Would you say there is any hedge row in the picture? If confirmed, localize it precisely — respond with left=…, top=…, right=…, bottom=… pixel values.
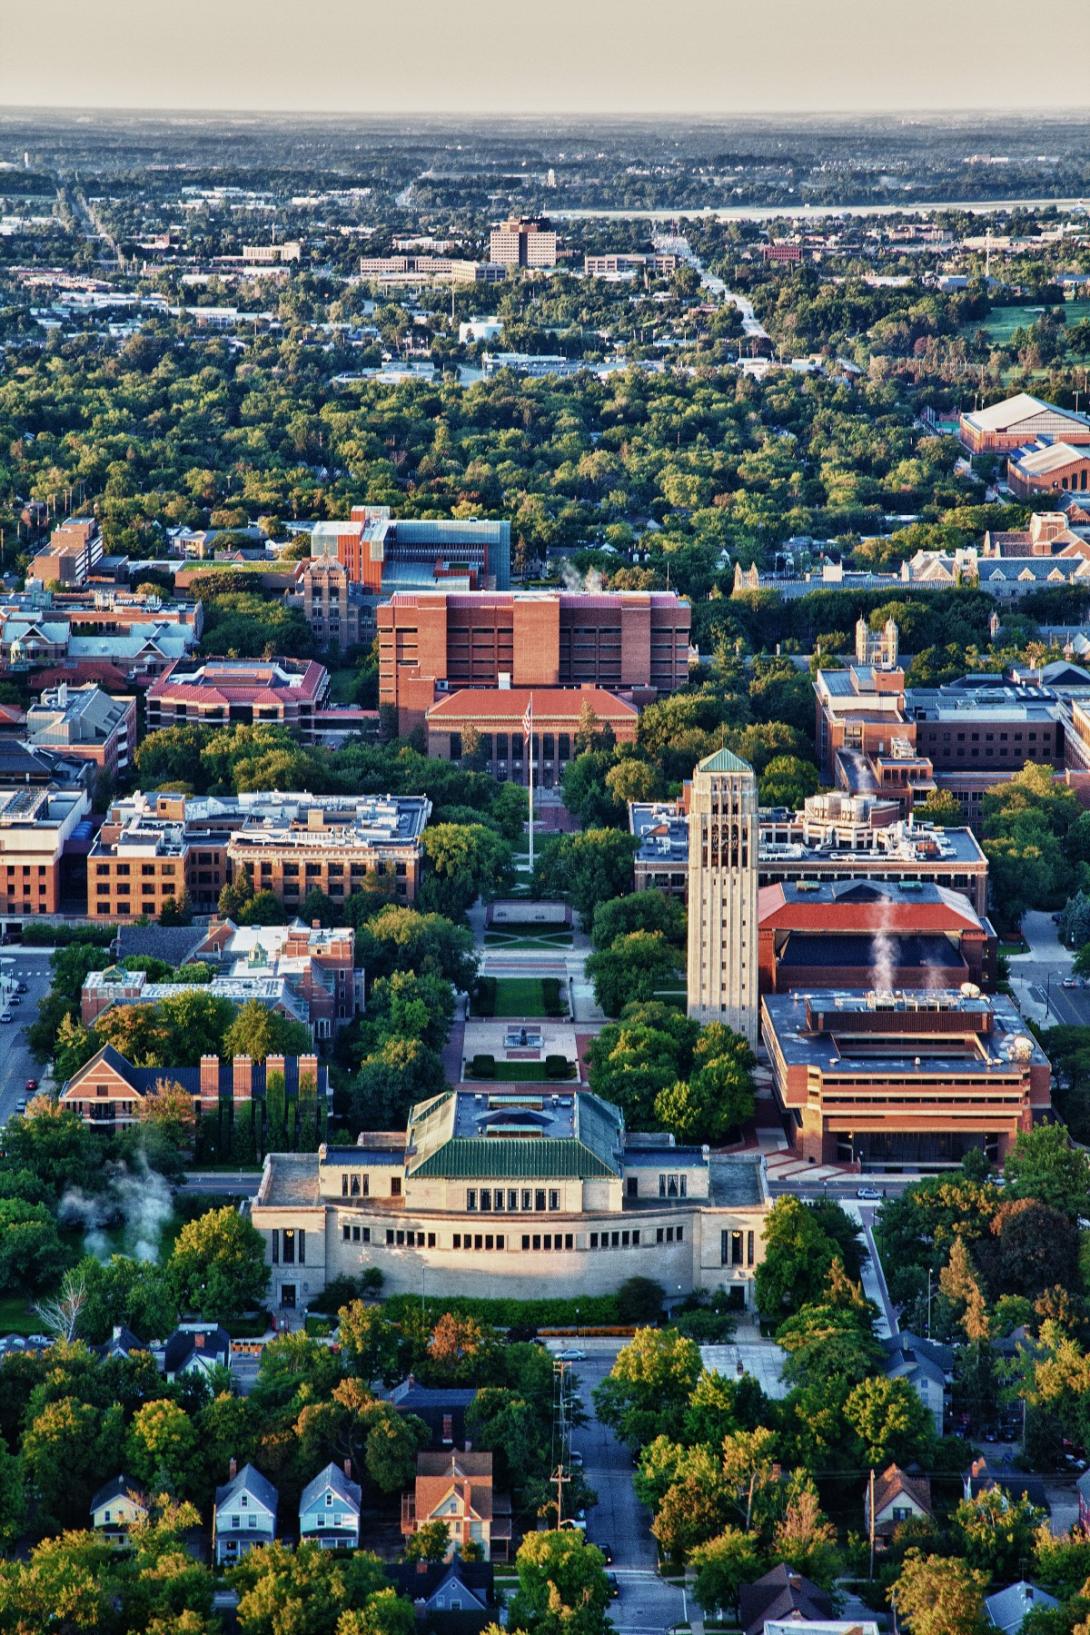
left=383, top=1292, right=623, bottom=1328
left=21, top=922, right=115, bottom=947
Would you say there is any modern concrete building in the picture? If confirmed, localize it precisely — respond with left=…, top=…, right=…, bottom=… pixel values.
left=959, top=393, right=1090, bottom=456
left=488, top=217, right=557, bottom=268
left=251, top=1087, right=770, bottom=1309
left=583, top=252, right=678, bottom=278
left=311, top=507, right=511, bottom=597
left=379, top=589, right=690, bottom=733
left=685, top=748, right=760, bottom=1047
left=0, top=785, right=90, bottom=917
left=24, top=683, right=136, bottom=776
left=87, top=790, right=431, bottom=919
left=425, top=685, right=638, bottom=786
left=631, top=793, right=990, bottom=916
left=761, top=988, right=1052, bottom=1168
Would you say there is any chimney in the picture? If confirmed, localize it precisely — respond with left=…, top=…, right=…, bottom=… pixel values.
left=266, top=1053, right=286, bottom=1087
left=232, top=1056, right=254, bottom=1102
left=343, top=1459, right=352, bottom=1479
left=199, top=1054, right=220, bottom=1104
left=312, top=919, right=321, bottom=930
left=228, top=1456, right=237, bottom=1480
left=299, top=1053, right=318, bottom=1092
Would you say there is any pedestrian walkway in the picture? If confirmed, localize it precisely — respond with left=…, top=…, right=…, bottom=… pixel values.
left=763, top=1149, right=856, bottom=1185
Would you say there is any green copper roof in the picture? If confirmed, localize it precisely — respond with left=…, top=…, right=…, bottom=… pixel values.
left=699, top=746, right=754, bottom=775
left=410, top=1138, right=618, bottom=1181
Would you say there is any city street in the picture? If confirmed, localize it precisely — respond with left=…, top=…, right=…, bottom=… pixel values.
left=545, top=1340, right=659, bottom=1570
left=0, top=950, right=55, bottom=1127
left=1007, top=909, right=1090, bottom=1028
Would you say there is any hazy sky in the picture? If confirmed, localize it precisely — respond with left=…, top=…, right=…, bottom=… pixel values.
left=0, top=0, right=1069, bottom=115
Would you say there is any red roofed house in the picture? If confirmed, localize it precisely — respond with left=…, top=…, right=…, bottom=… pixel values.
left=425, top=685, right=638, bottom=787
left=401, top=1451, right=512, bottom=1562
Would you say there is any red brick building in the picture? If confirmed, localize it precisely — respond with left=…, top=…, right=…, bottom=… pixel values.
left=1007, top=442, right=1090, bottom=500
left=959, top=393, right=1090, bottom=456
left=379, top=590, right=690, bottom=733
left=425, top=686, right=638, bottom=786
left=145, top=657, right=330, bottom=741
left=761, top=989, right=1052, bottom=1168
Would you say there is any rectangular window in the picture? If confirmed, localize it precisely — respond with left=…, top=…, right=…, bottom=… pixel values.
left=480, top=1189, right=492, bottom=1213
left=521, top=1190, right=532, bottom=1211
left=535, top=1189, right=546, bottom=1211
left=343, top=1224, right=350, bottom=1241
left=271, top=1230, right=279, bottom=1263
left=386, top=1229, right=394, bottom=1245
left=590, top=1232, right=599, bottom=1248
left=507, top=1189, right=518, bottom=1211
left=390, top=1177, right=402, bottom=1197
left=747, top=1230, right=755, bottom=1267
left=282, top=1230, right=295, bottom=1265
left=548, top=1190, right=559, bottom=1211
left=466, top=1190, right=477, bottom=1213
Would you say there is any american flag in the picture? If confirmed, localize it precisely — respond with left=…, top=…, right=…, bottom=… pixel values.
left=522, top=694, right=533, bottom=739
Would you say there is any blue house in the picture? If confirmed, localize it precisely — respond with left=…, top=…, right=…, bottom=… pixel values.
left=299, top=1462, right=362, bottom=1550
left=213, top=1463, right=278, bottom=1564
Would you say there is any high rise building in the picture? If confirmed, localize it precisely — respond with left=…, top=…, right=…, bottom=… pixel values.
left=488, top=217, right=558, bottom=268
left=686, top=748, right=759, bottom=1045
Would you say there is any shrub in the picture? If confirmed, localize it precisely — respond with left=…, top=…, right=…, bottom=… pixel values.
left=545, top=1054, right=571, bottom=1079
left=384, top=1292, right=623, bottom=1327
left=469, top=1054, right=497, bottom=1078
left=616, top=1276, right=666, bottom=1324
left=20, top=922, right=115, bottom=948
left=542, top=978, right=567, bottom=1017
left=472, top=976, right=497, bottom=1017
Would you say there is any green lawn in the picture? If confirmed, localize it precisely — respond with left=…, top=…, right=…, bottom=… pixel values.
left=481, top=977, right=551, bottom=1017
left=466, top=1061, right=576, bottom=1082
left=961, top=299, right=1090, bottom=356
left=484, top=930, right=573, bottom=950
left=0, top=1292, right=41, bottom=1335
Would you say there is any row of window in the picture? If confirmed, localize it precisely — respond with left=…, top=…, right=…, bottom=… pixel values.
left=467, top=1187, right=560, bottom=1212
left=350, top=1224, right=696, bottom=1252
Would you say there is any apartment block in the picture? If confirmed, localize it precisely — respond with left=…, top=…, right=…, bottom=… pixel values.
left=27, top=517, right=103, bottom=587
left=424, top=685, right=638, bottom=786
left=378, top=589, right=690, bottom=732
left=87, top=790, right=431, bottom=921
left=251, top=1086, right=770, bottom=1306
left=488, top=217, right=557, bottom=268
left=0, top=786, right=90, bottom=917
left=761, top=988, right=1051, bottom=1168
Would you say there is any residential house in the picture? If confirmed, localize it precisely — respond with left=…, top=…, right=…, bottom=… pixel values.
left=162, top=1323, right=231, bottom=1383
left=883, top=1333, right=949, bottom=1433
left=402, top=1451, right=512, bottom=1562
left=864, top=1464, right=933, bottom=1545
left=738, top=1565, right=835, bottom=1635
left=213, top=1463, right=278, bottom=1564
left=388, top=1560, right=495, bottom=1629
left=387, top=1380, right=478, bottom=1449
left=90, top=1475, right=149, bottom=1545
left=299, top=1462, right=362, bottom=1550
left=60, top=1042, right=326, bottom=1131
left=96, top=1324, right=146, bottom=1361
left=984, top=1581, right=1059, bottom=1635
left=1076, top=1467, right=1090, bottom=1530
left=964, top=1458, right=1049, bottom=1514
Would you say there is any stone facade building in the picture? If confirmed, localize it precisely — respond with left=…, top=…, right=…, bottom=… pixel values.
left=685, top=748, right=760, bottom=1046
left=250, top=1087, right=769, bottom=1311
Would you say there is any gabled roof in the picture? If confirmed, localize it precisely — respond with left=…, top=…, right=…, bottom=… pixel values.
left=387, top=1561, right=493, bottom=1611
left=698, top=746, right=753, bottom=776
left=90, top=1474, right=148, bottom=1514
left=215, top=1463, right=278, bottom=1515
left=300, top=1462, right=362, bottom=1514
left=164, top=1324, right=231, bottom=1375
left=96, top=1325, right=145, bottom=1359
left=738, top=1564, right=834, bottom=1635
left=871, top=1463, right=933, bottom=1520
left=984, top=1580, right=1059, bottom=1635
left=967, top=392, right=1090, bottom=432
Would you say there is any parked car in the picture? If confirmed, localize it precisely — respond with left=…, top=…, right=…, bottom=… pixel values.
left=606, top=1574, right=620, bottom=1600
left=569, top=1450, right=584, bottom=1467
left=15, top=983, right=26, bottom=994
left=0, top=1013, right=13, bottom=1024
left=856, top=1185, right=882, bottom=1200
left=555, top=1347, right=587, bottom=1362
left=14, top=1100, right=26, bottom=1114
left=596, top=1542, right=613, bottom=1564
left=24, top=1079, right=37, bottom=1093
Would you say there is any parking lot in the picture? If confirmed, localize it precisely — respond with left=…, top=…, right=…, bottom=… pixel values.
left=0, top=950, right=55, bottom=1126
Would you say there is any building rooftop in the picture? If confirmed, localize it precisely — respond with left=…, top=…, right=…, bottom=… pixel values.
left=425, top=687, right=638, bottom=723
left=697, top=746, right=753, bottom=776
left=1010, top=440, right=1090, bottom=476
left=406, top=1088, right=625, bottom=1180
left=762, top=988, right=1049, bottom=1076
left=963, top=392, right=1090, bottom=432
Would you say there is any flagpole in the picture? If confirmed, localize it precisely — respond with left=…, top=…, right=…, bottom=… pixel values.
left=527, top=694, right=534, bottom=876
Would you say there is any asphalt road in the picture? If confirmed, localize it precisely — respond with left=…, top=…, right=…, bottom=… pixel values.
left=0, top=950, right=55, bottom=1127
left=546, top=1341, right=659, bottom=1572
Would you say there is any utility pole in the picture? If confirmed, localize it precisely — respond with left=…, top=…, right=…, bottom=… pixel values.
left=868, top=1466, right=876, bottom=1580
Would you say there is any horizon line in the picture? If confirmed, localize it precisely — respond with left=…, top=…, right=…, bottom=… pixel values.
left=2, top=102, right=1089, bottom=122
